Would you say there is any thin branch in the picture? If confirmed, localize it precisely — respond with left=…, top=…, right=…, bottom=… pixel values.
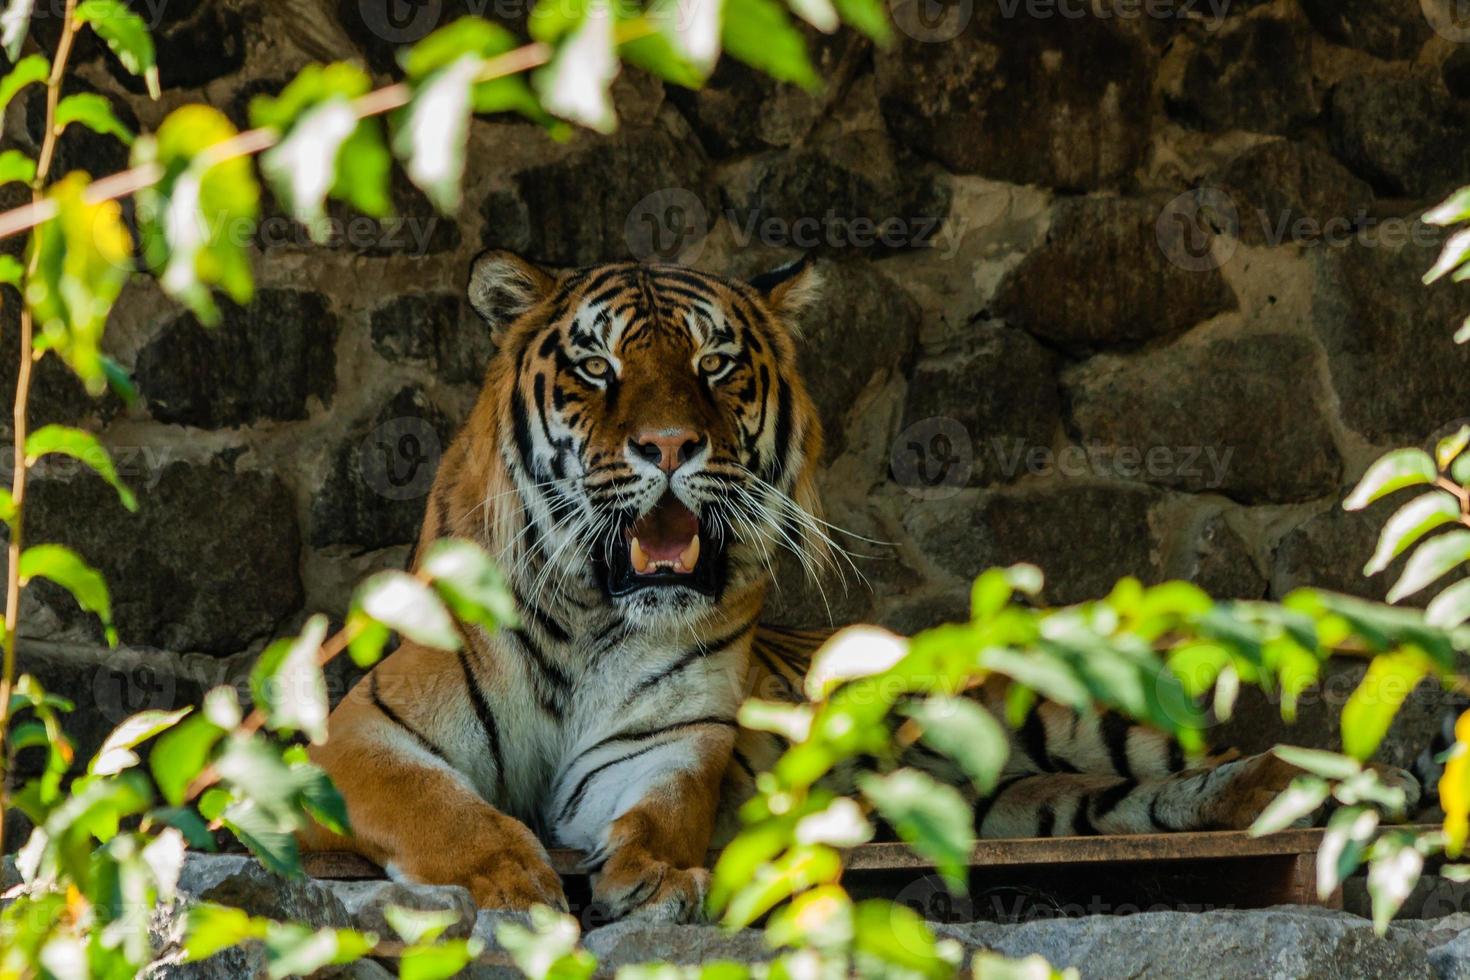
left=0, top=0, right=81, bottom=858
left=0, top=43, right=552, bottom=242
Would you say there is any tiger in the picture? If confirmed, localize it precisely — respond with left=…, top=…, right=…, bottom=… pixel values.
left=302, top=250, right=1420, bottom=923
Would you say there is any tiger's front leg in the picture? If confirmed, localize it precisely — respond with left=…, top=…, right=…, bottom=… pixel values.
left=556, top=726, right=733, bottom=923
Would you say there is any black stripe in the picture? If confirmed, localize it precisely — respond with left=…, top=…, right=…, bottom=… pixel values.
left=456, top=650, right=505, bottom=792
left=973, top=775, right=1030, bottom=837
left=1148, top=791, right=1177, bottom=831
left=1035, top=803, right=1056, bottom=838
left=1019, top=708, right=1055, bottom=772
left=733, top=749, right=757, bottom=778
left=1070, top=798, right=1098, bottom=836
left=510, top=628, right=572, bottom=714
left=556, top=739, right=668, bottom=826
left=587, top=715, right=735, bottom=757
left=1091, top=778, right=1136, bottom=819
left=369, top=673, right=450, bottom=764
left=1166, top=739, right=1185, bottom=774
left=625, top=620, right=755, bottom=703
left=513, top=586, right=572, bottom=644
left=1099, top=712, right=1135, bottom=779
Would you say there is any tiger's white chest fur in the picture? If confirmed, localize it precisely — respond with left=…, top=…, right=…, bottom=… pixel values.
left=443, top=614, right=750, bottom=853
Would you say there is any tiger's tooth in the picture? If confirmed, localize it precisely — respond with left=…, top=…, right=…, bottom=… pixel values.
left=630, top=536, right=650, bottom=574
left=680, top=534, right=701, bottom=571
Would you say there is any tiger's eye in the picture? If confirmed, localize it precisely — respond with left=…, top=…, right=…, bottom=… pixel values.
left=579, top=356, right=611, bottom=378
left=700, top=353, right=728, bottom=374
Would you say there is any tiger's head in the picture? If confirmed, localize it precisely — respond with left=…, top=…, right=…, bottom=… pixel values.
left=451, top=250, right=830, bottom=628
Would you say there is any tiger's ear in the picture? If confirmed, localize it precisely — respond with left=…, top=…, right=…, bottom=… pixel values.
left=750, top=254, right=823, bottom=330
left=467, top=249, right=556, bottom=337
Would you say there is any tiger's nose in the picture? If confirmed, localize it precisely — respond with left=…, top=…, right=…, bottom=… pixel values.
left=629, top=429, right=706, bottom=473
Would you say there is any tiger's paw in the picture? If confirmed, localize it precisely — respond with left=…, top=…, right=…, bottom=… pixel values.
left=424, top=833, right=566, bottom=912
left=1209, top=752, right=1313, bottom=831
left=593, top=853, right=709, bottom=923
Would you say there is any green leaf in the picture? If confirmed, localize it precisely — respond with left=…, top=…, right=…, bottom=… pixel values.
left=250, top=614, right=330, bottom=743
left=55, top=91, right=134, bottom=144
left=1426, top=187, right=1470, bottom=227
left=184, top=902, right=265, bottom=961
left=903, top=696, right=1008, bottom=794
left=25, top=173, right=133, bottom=395
left=18, top=542, right=114, bottom=644
left=833, top=0, right=891, bottom=42
left=793, top=797, right=873, bottom=848
left=1271, top=745, right=1361, bottom=781
left=1439, top=426, right=1470, bottom=470
left=495, top=906, right=593, bottom=980
left=1340, top=651, right=1431, bottom=761
left=353, top=570, right=460, bottom=651
left=332, top=118, right=392, bottom=217
left=346, top=609, right=391, bottom=668
left=0, top=147, right=35, bottom=188
left=259, top=98, right=357, bottom=240
left=421, top=537, right=518, bottom=631
left=392, top=55, right=480, bottom=215
left=402, top=15, right=517, bottom=76
left=1250, top=774, right=1329, bottom=835
left=263, top=921, right=377, bottom=979
left=1345, top=449, right=1439, bottom=511
left=1387, top=529, right=1470, bottom=603
left=0, top=52, right=46, bottom=116
left=852, top=900, right=949, bottom=979
left=1365, top=492, right=1461, bottom=575
left=150, top=714, right=224, bottom=805
left=737, top=698, right=812, bottom=741
left=383, top=904, right=460, bottom=945
left=75, top=0, right=158, bottom=98
left=1425, top=227, right=1470, bottom=284
left=89, top=706, right=190, bottom=775
left=151, top=805, right=215, bottom=848
left=133, top=105, right=258, bottom=324
left=1318, top=805, right=1377, bottom=899
left=1367, top=834, right=1424, bottom=933
left=399, top=939, right=487, bottom=980
left=858, top=769, right=972, bottom=892
left=1427, top=577, right=1470, bottom=629
left=721, top=0, right=818, bottom=89
left=0, top=253, right=21, bottom=286
left=1458, top=315, right=1470, bottom=345
left=26, top=424, right=138, bottom=510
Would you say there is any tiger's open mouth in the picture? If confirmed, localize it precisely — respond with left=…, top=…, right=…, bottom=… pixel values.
left=600, top=492, right=727, bottom=598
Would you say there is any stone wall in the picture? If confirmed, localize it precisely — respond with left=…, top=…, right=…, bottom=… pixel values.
left=5, top=0, right=1470, bottom=759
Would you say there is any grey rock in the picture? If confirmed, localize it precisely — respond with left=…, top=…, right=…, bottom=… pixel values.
left=482, top=121, right=713, bottom=266
left=1270, top=495, right=1409, bottom=603
left=176, top=853, right=352, bottom=928
left=1065, top=333, right=1342, bottom=503
left=1328, top=75, right=1470, bottom=198
left=1175, top=512, right=1267, bottom=600
left=798, top=259, right=922, bottom=457
left=0, top=285, right=119, bottom=433
left=935, top=906, right=1434, bottom=979
left=370, top=292, right=493, bottom=386
left=1217, top=140, right=1374, bottom=247
left=333, top=879, right=477, bottom=941
left=993, top=196, right=1236, bottom=354
left=21, top=460, right=302, bottom=654
left=22, top=76, right=137, bottom=189
left=109, top=0, right=245, bottom=92
left=876, top=10, right=1154, bottom=190
left=902, top=322, right=1059, bottom=487
left=136, top=289, right=339, bottom=429
left=582, top=921, right=772, bottom=969
left=902, top=483, right=1162, bottom=605
left=1429, top=931, right=1470, bottom=980
left=309, top=386, right=456, bottom=551
left=1171, top=17, right=1318, bottom=135
left=1299, top=0, right=1432, bottom=60
left=1313, top=225, right=1470, bottom=443
left=721, top=131, right=950, bottom=255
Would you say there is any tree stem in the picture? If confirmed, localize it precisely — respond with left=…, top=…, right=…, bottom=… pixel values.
left=0, top=0, right=81, bottom=858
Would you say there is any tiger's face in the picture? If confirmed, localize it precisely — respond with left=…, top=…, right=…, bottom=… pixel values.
left=466, top=251, right=827, bottom=626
